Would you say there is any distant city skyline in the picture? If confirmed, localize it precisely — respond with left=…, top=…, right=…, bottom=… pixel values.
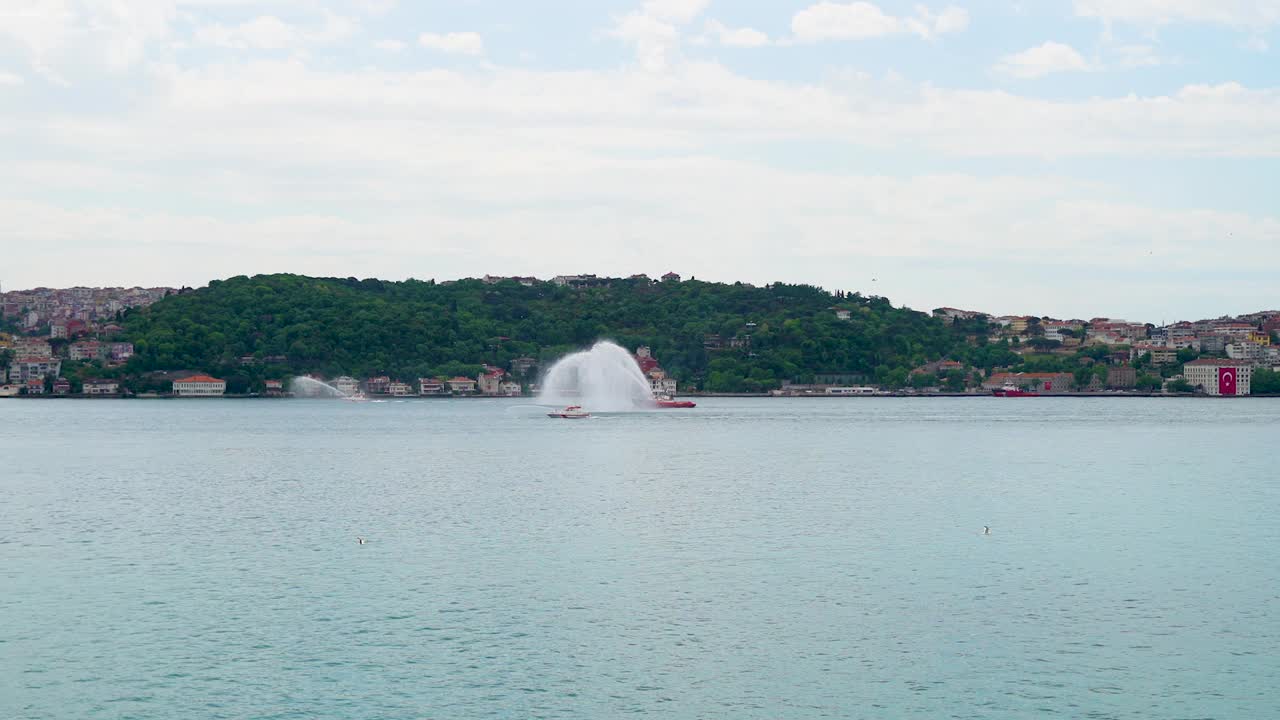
left=1, top=0, right=1277, bottom=321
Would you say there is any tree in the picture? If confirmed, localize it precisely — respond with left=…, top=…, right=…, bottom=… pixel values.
left=1252, top=368, right=1280, bottom=395
left=1135, top=373, right=1163, bottom=392
left=1167, top=378, right=1194, bottom=394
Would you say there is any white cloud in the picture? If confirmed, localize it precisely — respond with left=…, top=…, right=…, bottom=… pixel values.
left=611, top=0, right=716, bottom=71
left=791, top=2, right=969, bottom=42
left=702, top=20, right=770, bottom=48
left=1113, top=44, right=1167, bottom=67
left=418, top=31, right=484, bottom=56
left=1243, top=35, right=1269, bottom=51
left=195, top=16, right=299, bottom=49
left=0, top=70, right=24, bottom=85
left=1074, top=0, right=1280, bottom=29
left=0, top=0, right=175, bottom=76
left=995, top=41, right=1092, bottom=78
left=192, top=11, right=356, bottom=51
left=641, top=0, right=712, bottom=24
left=375, top=38, right=406, bottom=52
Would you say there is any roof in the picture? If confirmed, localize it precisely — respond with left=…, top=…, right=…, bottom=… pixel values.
left=179, top=375, right=224, bottom=383
left=449, top=376, right=476, bottom=383
left=1185, top=359, right=1253, bottom=367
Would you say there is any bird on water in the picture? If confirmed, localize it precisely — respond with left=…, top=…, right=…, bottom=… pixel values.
left=983, top=526, right=991, bottom=535
left=356, top=537, right=367, bottom=545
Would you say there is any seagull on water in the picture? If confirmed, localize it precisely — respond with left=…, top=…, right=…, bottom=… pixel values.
left=983, top=526, right=991, bottom=535
left=356, top=537, right=367, bottom=545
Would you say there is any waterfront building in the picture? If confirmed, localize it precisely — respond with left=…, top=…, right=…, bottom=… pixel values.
left=447, top=377, right=477, bottom=394
left=26, top=379, right=45, bottom=394
left=388, top=381, right=414, bottom=397
left=478, top=369, right=505, bottom=395
left=52, top=378, right=71, bottom=395
left=264, top=379, right=284, bottom=395
left=418, top=378, right=446, bottom=395
left=365, top=376, right=391, bottom=395
left=1107, top=366, right=1137, bottom=389
left=1184, top=360, right=1252, bottom=396
left=83, top=379, right=120, bottom=395
left=332, top=376, right=360, bottom=396
left=499, top=380, right=523, bottom=396
left=172, top=375, right=226, bottom=397
left=982, top=372, right=1075, bottom=393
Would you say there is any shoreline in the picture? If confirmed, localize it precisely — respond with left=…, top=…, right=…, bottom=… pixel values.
left=3, top=392, right=1277, bottom=400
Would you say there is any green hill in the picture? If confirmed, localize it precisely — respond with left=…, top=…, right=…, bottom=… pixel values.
left=118, top=273, right=983, bottom=392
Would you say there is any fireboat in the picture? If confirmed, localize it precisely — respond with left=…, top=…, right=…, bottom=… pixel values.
left=547, top=405, right=591, bottom=419
left=653, top=395, right=696, bottom=408
left=992, top=382, right=1036, bottom=397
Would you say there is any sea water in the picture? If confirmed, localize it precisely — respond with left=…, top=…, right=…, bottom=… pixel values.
left=2, top=398, right=1278, bottom=718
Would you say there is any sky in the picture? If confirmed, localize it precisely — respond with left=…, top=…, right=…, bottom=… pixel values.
left=0, top=0, right=1277, bottom=322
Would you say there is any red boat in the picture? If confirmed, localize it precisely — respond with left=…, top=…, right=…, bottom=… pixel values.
left=992, top=382, right=1037, bottom=397
left=654, top=396, right=696, bottom=408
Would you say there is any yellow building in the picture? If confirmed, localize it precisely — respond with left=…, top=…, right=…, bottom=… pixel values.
left=1248, top=331, right=1271, bottom=346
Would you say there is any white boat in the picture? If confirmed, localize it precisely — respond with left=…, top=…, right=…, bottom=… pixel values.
left=341, top=392, right=369, bottom=402
left=547, top=405, right=590, bottom=419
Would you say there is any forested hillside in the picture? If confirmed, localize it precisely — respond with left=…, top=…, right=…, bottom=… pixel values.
left=119, top=274, right=984, bottom=391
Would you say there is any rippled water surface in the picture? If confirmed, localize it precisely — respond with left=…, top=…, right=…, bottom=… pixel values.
left=3, top=398, right=1279, bottom=718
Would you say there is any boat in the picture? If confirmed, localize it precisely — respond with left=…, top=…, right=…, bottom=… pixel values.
left=992, top=382, right=1036, bottom=397
left=341, top=392, right=369, bottom=402
left=653, top=395, right=696, bottom=408
left=547, top=405, right=590, bottom=419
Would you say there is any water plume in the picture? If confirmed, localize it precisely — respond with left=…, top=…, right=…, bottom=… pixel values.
left=537, top=341, right=654, bottom=412
left=290, top=376, right=348, bottom=398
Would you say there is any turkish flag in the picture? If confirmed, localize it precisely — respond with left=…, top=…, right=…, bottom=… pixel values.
left=1219, top=367, right=1237, bottom=396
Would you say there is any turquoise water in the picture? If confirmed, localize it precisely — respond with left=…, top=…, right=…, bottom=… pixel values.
left=3, top=398, right=1278, bottom=718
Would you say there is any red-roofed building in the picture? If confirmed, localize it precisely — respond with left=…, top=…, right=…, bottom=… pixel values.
left=982, top=372, right=1075, bottom=393
left=172, top=375, right=226, bottom=396
left=478, top=368, right=506, bottom=395
left=448, top=377, right=477, bottom=394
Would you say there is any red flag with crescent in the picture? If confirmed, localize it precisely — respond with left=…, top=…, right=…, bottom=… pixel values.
left=1219, top=367, right=1237, bottom=396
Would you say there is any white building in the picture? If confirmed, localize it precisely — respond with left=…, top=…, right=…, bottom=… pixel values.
left=478, top=370, right=504, bottom=395
left=499, top=380, right=522, bottom=396
left=332, top=376, right=360, bottom=396
left=826, top=386, right=878, bottom=395
left=419, top=378, right=446, bottom=395
left=448, top=377, right=477, bottom=394
left=1226, top=342, right=1264, bottom=362
left=388, top=381, right=414, bottom=397
left=70, top=341, right=102, bottom=361
left=172, top=375, right=226, bottom=396
left=650, top=377, right=677, bottom=396
left=11, top=338, right=52, bottom=359
left=1183, top=360, right=1252, bottom=396
left=83, top=379, right=120, bottom=395
left=9, top=357, right=61, bottom=383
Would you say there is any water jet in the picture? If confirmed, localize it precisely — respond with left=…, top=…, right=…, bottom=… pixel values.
left=537, top=341, right=654, bottom=412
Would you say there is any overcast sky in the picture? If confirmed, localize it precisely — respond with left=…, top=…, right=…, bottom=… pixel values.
left=1, top=0, right=1277, bottom=322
